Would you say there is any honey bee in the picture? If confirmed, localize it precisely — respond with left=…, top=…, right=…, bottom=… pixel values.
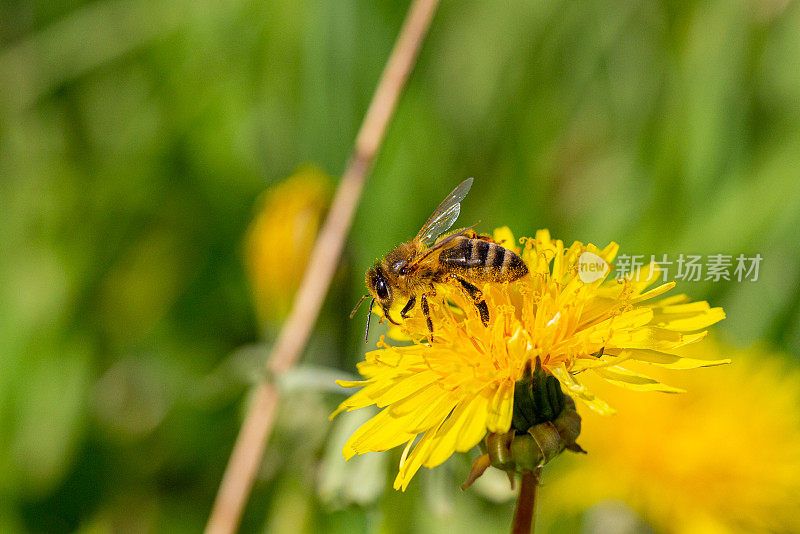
left=351, top=178, right=529, bottom=340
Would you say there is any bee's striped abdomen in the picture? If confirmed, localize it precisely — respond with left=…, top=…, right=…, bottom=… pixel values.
left=440, top=237, right=528, bottom=282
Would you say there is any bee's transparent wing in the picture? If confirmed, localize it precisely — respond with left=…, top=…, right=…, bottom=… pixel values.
left=407, top=225, right=475, bottom=270
left=415, top=177, right=473, bottom=247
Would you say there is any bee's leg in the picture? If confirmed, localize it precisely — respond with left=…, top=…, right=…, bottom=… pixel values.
left=400, top=296, right=416, bottom=319
left=382, top=305, right=401, bottom=325
left=420, top=293, right=434, bottom=335
left=453, top=276, right=490, bottom=326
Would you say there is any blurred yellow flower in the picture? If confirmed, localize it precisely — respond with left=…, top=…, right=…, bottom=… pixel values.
left=245, top=166, right=332, bottom=326
left=542, top=341, right=800, bottom=534
left=333, top=229, right=726, bottom=490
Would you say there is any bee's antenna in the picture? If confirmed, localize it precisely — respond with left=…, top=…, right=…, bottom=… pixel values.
left=363, top=298, right=375, bottom=341
left=350, top=294, right=370, bottom=319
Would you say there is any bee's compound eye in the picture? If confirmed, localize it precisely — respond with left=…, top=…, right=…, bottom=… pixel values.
left=375, top=279, right=389, bottom=300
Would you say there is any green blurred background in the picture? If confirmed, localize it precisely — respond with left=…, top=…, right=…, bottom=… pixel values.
left=2, top=0, right=800, bottom=532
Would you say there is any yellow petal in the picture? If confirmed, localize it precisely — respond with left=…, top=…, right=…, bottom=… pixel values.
left=330, top=379, right=393, bottom=418
left=599, top=241, right=620, bottom=263
left=343, top=410, right=416, bottom=459
left=335, top=379, right=368, bottom=388
left=630, top=281, right=676, bottom=304
left=394, top=424, right=441, bottom=491
left=373, top=371, right=440, bottom=408
left=493, top=226, right=520, bottom=253
left=552, top=365, right=616, bottom=415
left=604, top=327, right=706, bottom=352
left=486, top=380, right=514, bottom=432
left=651, top=305, right=726, bottom=332
left=615, top=348, right=731, bottom=370
left=653, top=293, right=691, bottom=306
left=627, top=262, right=664, bottom=292
left=388, top=382, right=444, bottom=417
left=402, top=394, right=459, bottom=434
left=592, top=365, right=686, bottom=393
left=424, top=392, right=489, bottom=468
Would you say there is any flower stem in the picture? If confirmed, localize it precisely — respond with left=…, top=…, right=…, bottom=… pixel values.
left=511, top=468, right=541, bottom=534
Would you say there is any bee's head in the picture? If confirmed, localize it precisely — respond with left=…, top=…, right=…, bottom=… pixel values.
left=349, top=264, right=396, bottom=342
left=366, top=264, right=393, bottom=309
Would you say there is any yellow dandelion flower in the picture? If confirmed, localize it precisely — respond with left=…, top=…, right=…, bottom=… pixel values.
left=542, top=340, right=800, bottom=534
left=245, top=165, right=332, bottom=325
left=334, top=229, right=726, bottom=490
